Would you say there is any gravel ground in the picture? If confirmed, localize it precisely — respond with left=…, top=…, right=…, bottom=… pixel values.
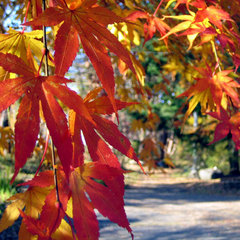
left=1, top=173, right=240, bottom=240
left=99, top=175, right=240, bottom=240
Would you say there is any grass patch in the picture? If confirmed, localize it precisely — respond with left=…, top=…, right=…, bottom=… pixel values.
left=0, top=176, right=16, bottom=204
left=0, top=153, right=47, bottom=206
left=0, top=161, right=17, bottom=205
left=0, top=154, right=34, bottom=207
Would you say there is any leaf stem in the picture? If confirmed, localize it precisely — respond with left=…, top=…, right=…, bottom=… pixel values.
left=211, top=40, right=222, bottom=72
left=153, top=0, right=164, bottom=17
left=21, top=0, right=30, bottom=33
left=63, top=211, right=77, bottom=240
left=62, top=0, right=69, bottom=8
left=34, top=133, right=50, bottom=177
left=37, top=49, right=46, bottom=76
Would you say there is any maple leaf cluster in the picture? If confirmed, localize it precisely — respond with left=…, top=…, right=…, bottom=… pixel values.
left=0, top=0, right=144, bottom=239
left=1, top=0, right=240, bottom=239
left=124, top=0, right=240, bottom=149
left=162, top=0, right=240, bottom=148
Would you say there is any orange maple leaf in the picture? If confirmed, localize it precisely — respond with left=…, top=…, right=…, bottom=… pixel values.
left=194, top=5, right=232, bottom=30
left=178, top=65, right=240, bottom=121
left=161, top=3, right=233, bottom=49
left=127, top=10, right=170, bottom=46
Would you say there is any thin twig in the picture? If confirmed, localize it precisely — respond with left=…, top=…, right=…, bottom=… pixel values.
left=153, top=0, right=164, bottom=17
left=42, top=0, right=50, bottom=76
left=21, top=0, right=30, bottom=33
left=42, top=0, right=60, bottom=203
left=211, top=40, right=222, bottom=72
left=62, top=0, right=69, bottom=8
left=34, top=133, right=50, bottom=177
left=41, top=2, right=77, bottom=238
left=37, top=48, right=46, bottom=76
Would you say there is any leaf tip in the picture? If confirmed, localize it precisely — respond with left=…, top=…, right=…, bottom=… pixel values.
left=10, top=170, right=19, bottom=184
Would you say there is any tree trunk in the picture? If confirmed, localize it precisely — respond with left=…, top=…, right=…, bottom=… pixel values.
left=228, top=136, right=239, bottom=175
left=229, top=146, right=239, bottom=175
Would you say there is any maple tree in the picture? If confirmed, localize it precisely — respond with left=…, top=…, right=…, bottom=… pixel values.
left=0, top=0, right=240, bottom=239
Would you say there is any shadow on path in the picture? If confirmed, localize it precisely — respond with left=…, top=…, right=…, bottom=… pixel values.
left=99, top=182, right=240, bottom=240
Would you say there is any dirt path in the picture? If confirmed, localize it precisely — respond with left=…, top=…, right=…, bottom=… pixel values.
left=1, top=172, right=240, bottom=239
left=99, top=173, right=240, bottom=240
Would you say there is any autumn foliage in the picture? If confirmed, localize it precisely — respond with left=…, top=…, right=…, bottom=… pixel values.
left=0, top=0, right=240, bottom=239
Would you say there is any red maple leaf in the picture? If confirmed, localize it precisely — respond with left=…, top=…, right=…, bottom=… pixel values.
left=0, top=53, right=93, bottom=182
left=127, top=10, right=170, bottom=46
left=19, top=169, right=70, bottom=237
left=69, top=88, right=144, bottom=171
left=25, top=0, right=136, bottom=117
left=208, top=108, right=240, bottom=149
left=20, top=163, right=133, bottom=240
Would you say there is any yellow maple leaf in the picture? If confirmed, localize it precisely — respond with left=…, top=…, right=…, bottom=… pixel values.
left=0, top=29, right=42, bottom=61
left=0, top=28, right=54, bottom=75
left=52, top=219, right=77, bottom=240
left=0, top=186, right=50, bottom=238
left=0, top=126, right=14, bottom=156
